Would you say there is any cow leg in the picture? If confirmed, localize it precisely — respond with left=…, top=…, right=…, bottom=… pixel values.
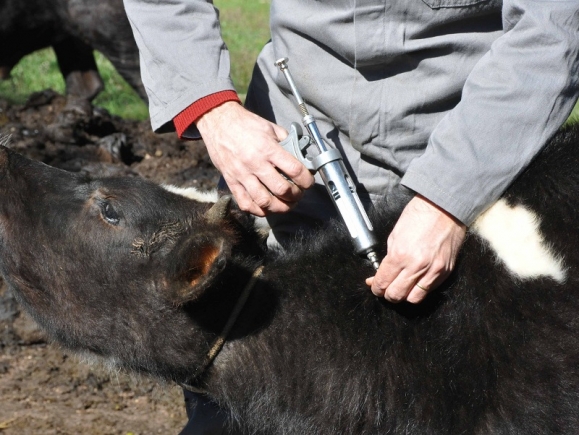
left=104, top=50, right=148, bottom=103
left=0, top=66, right=12, bottom=80
left=53, top=36, right=103, bottom=115
left=65, top=0, right=148, bottom=103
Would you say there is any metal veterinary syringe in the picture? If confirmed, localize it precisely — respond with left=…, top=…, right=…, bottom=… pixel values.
left=275, top=57, right=380, bottom=270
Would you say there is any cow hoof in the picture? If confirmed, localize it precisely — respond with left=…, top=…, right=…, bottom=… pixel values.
left=62, top=97, right=93, bottom=118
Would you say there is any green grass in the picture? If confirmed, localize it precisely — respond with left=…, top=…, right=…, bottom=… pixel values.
left=215, top=0, right=271, bottom=98
left=92, top=53, right=149, bottom=120
left=565, top=99, right=579, bottom=126
left=0, top=48, right=65, bottom=101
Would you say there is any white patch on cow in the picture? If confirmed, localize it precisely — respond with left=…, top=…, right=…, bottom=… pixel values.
left=472, top=199, right=566, bottom=282
left=162, top=185, right=218, bottom=203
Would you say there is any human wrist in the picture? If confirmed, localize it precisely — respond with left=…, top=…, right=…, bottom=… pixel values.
left=414, top=194, right=465, bottom=228
left=174, top=91, right=241, bottom=139
left=195, top=100, right=243, bottom=133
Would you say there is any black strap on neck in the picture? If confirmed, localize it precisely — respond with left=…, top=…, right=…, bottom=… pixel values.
left=181, top=265, right=265, bottom=393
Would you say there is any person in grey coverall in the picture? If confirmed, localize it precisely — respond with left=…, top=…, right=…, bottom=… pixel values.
left=123, top=0, right=579, bottom=433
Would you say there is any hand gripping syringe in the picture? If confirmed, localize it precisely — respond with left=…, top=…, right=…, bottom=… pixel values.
left=275, top=57, right=380, bottom=270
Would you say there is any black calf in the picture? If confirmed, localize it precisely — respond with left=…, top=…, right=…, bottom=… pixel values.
left=0, top=126, right=578, bottom=433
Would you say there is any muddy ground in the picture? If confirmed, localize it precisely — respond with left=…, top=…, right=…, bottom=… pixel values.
left=0, top=90, right=221, bottom=434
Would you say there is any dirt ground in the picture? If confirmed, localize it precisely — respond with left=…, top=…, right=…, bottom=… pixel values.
left=0, top=91, right=221, bottom=434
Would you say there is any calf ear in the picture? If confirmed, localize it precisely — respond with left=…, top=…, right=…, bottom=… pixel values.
left=168, top=237, right=229, bottom=306
left=168, top=196, right=236, bottom=305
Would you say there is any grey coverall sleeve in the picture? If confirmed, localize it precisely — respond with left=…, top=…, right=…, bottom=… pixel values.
left=122, top=0, right=236, bottom=132
left=401, top=0, right=579, bottom=225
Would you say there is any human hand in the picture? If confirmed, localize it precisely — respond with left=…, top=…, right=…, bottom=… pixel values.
left=196, top=102, right=315, bottom=216
left=365, top=195, right=466, bottom=303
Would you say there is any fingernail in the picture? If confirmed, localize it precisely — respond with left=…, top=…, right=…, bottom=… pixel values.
left=371, top=287, right=383, bottom=297
left=406, top=293, right=423, bottom=304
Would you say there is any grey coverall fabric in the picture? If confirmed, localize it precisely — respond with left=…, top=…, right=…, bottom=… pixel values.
left=123, top=0, right=579, bottom=226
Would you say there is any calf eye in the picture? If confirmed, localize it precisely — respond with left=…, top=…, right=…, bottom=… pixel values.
left=100, top=201, right=120, bottom=225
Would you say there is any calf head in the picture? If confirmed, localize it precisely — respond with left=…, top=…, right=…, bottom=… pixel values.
left=0, top=145, right=260, bottom=382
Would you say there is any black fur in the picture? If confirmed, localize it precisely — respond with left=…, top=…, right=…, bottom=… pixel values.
left=1, top=126, right=579, bottom=434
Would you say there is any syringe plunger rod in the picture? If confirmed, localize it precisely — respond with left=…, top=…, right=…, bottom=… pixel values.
left=275, top=57, right=380, bottom=270
left=275, top=58, right=309, bottom=117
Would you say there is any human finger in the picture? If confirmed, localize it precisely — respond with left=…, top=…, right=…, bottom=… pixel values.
left=269, top=148, right=314, bottom=193
left=405, top=264, right=452, bottom=304
left=236, top=174, right=297, bottom=215
left=272, top=123, right=288, bottom=142
left=253, top=156, right=307, bottom=202
left=367, top=254, right=404, bottom=298
left=381, top=266, right=427, bottom=303
left=226, top=179, right=267, bottom=217
left=268, top=123, right=314, bottom=192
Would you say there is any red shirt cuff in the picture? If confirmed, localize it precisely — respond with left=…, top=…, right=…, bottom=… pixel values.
left=173, top=91, right=241, bottom=139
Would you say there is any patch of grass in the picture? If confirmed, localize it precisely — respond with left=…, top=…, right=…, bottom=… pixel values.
left=92, top=52, right=148, bottom=120
left=0, top=48, right=65, bottom=100
left=215, top=0, right=271, bottom=97
left=565, top=99, right=579, bottom=126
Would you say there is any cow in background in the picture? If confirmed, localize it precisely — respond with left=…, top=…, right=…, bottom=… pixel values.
left=0, top=0, right=146, bottom=114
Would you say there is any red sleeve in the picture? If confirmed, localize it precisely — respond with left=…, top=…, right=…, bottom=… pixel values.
left=173, top=90, right=241, bottom=139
